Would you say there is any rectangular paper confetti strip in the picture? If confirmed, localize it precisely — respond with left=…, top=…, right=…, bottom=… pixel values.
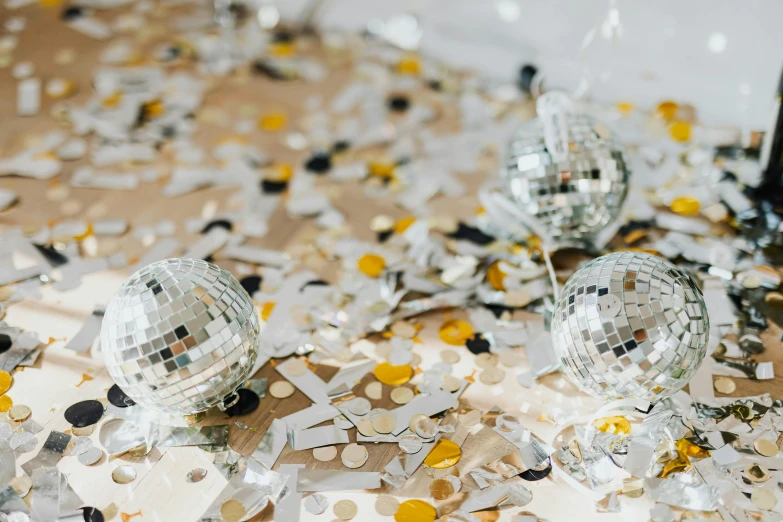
left=283, top=403, right=340, bottom=430
left=296, top=470, right=381, bottom=492
left=274, top=359, right=330, bottom=404
left=287, top=424, right=349, bottom=451
left=251, top=419, right=287, bottom=470
left=389, top=389, right=458, bottom=435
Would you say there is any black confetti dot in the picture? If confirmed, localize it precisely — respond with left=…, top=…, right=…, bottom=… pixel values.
left=34, top=244, right=69, bottom=266
left=272, top=31, right=294, bottom=43
left=225, top=388, right=260, bottom=416
left=519, top=459, right=552, bottom=481
left=331, top=141, right=350, bottom=154
left=0, top=333, right=11, bottom=355
left=107, top=384, right=135, bottom=408
left=240, top=275, right=262, bottom=295
left=466, top=333, right=491, bottom=354
left=387, top=95, right=410, bottom=112
left=484, top=304, right=514, bottom=319
left=200, top=219, right=233, bottom=234
left=377, top=230, right=393, bottom=243
left=428, top=80, right=442, bottom=91
left=82, top=507, right=104, bottom=522
left=60, top=5, right=85, bottom=21
left=299, top=279, right=329, bottom=292
left=64, top=400, right=104, bottom=428
left=447, top=223, right=495, bottom=246
left=305, top=152, right=332, bottom=174
left=261, top=180, right=288, bottom=194
left=251, top=60, right=289, bottom=81
left=518, top=64, right=538, bottom=93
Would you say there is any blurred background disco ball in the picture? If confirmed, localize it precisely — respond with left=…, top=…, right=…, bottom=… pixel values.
left=551, top=251, right=709, bottom=402
left=101, top=258, right=260, bottom=415
left=499, top=92, right=630, bottom=246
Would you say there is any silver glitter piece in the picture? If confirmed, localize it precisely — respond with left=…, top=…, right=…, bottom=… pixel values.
left=101, top=258, right=260, bottom=415
left=500, top=92, right=630, bottom=246
left=21, top=431, right=71, bottom=475
left=303, top=493, right=329, bottom=515
left=98, top=418, right=145, bottom=456
left=72, top=436, right=93, bottom=456
left=9, top=432, right=36, bottom=453
left=77, top=447, right=103, bottom=466
left=187, top=468, right=208, bottom=483
left=347, top=397, right=371, bottom=416
left=551, top=252, right=709, bottom=402
left=0, top=422, right=12, bottom=440
left=398, top=434, right=423, bottom=454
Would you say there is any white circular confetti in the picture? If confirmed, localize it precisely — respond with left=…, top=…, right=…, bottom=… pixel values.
left=365, top=381, right=383, bottom=400
left=398, top=434, right=423, bottom=454
left=347, top=397, right=371, bottom=416
left=389, top=349, right=413, bottom=366
left=375, top=495, right=400, bottom=516
left=440, top=349, right=460, bottom=364
left=391, top=321, right=417, bottom=338
left=475, top=353, right=498, bottom=369
left=9, top=433, right=36, bottom=453
left=6, top=512, right=30, bottom=522
left=78, top=447, right=103, bottom=466
left=112, top=465, right=137, bottom=484
left=334, top=415, right=354, bottom=430
left=303, top=493, right=329, bottom=515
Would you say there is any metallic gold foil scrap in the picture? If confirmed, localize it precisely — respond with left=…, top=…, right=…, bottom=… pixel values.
left=374, top=362, right=414, bottom=386
left=423, top=439, right=461, bottom=469
left=394, top=499, right=437, bottom=522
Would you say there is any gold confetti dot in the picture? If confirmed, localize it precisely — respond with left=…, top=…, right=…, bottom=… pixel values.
left=260, top=301, right=276, bottom=321
left=430, top=477, right=455, bottom=500
left=258, top=112, right=287, bottom=131
left=498, top=350, right=521, bottom=367
left=755, top=438, right=779, bottom=457
left=486, top=261, right=507, bottom=291
left=438, top=320, right=474, bottom=346
left=333, top=499, right=358, bottom=520
left=341, top=443, right=368, bottom=468
left=479, top=367, right=505, bottom=385
left=356, top=419, right=377, bottom=437
left=269, top=42, right=295, bottom=58
left=285, top=358, right=308, bottom=377
left=365, top=381, right=383, bottom=400
left=616, top=101, right=634, bottom=114
left=656, top=100, right=679, bottom=121
left=357, top=253, right=386, bottom=277
left=371, top=413, right=396, bottom=434
left=313, top=446, right=337, bottom=462
left=8, top=404, right=31, bottom=422
left=475, top=353, right=498, bottom=369
left=441, top=375, right=462, bottom=392
left=394, top=499, right=436, bottom=522
left=374, top=362, right=413, bottom=386
left=368, top=161, right=396, bottom=179
left=393, top=216, right=416, bottom=234
left=375, top=495, right=400, bottom=516
left=592, top=416, right=631, bottom=435
left=266, top=164, right=293, bottom=182
left=0, top=395, right=12, bottom=412
left=669, top=120, right=692, bottom=142
left=269, top=381, right=295, bottom=398
left=713, top=376, right=736, bottom=395
left=670, top=196, right=700, bottom=216
left=440, top=349, right=460, bottom=364
left=220, top=499, right=246, bottom=522
left=423, top=439, right=461, bottom=469
left=751, top=489, right=777, bottom=511
left=390, top=387, right=414, bottom=405
left=0, top=371, right=11, bottom=395
left=390, top=321, right=417, bottom=338
left=396, top=55, right=421, bottom=75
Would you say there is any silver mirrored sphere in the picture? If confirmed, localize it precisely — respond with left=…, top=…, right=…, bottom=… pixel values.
left=101, top=258, right=260, bottom=415
left=501, top=111, right=630, bottom=246
left=551, top=252, right=709, bottom=402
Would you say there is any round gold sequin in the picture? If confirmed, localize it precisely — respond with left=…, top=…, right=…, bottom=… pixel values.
left=423, top=439, right=461, bottom=469
left=341, top=443, right=368, bottom=468
left=0, top=371, right=11, bottom=395
left=333, top=499, right=358, bottom=520
left=742, top=275, right=762, bottom=289
left=374, top=362, right=413, bottom=386
left=357, top=419, right=377, bottom=437
left=475, top=353, right=498, bottom=369
left=375, top=495, right=400, bottom=516
left=755, top=438, right=779, bottom=457
left=269, top=381, right=295, bottom=398
left=220, top=499, right=246, bottom=522
left=313, top=446, right=337, bottom=462
left=744, top=463, right=770, bottom=483
left=391, top=321, right=417, bottom=339
left=438, top=320, right=474, bottom=346
left=365, top=381, right=383, bottom=400
left=371, top=413, right=396, bottom=434
left=486, top=261, right=507, bottom=291
left=258, top=112, right=287, bottom=131
left=499, top=351, right=521, bottom=367
left=670, top=197, right=700, bottom=216
left=408, top=414, right=429, bottom=433
left=713, top=377, right=736, bottom=395
left=751, top=489, right=777, bottom=511
left=656, top=101, right=679, bottom=121
left=479, top=367, right=505, bottom=385
left=390, top=387, right=414, bottom=405
left=430, top=477, right=455, bottom=500
left=592, top=416, right=631, bottom=435
left=394, top=499, right=436, bottom=522
left=8, top=404, right=31, bottom=422
left=440, top=349, right=460, bottom=364
left=441, top=376, right=462, bottom=392
left=669, top=121, right=692, bottom=142
left=357, top=253, right=386, bottom=277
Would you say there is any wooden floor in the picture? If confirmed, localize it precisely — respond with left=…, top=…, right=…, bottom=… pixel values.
left=1, top=4, right=781, bottom=522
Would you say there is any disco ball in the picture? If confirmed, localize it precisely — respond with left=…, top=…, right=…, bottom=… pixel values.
left=101, top=258, right=260, bottom=415
left=551, top=251, right=709, bottom=402
left=500, top=92, right=630, bottom=246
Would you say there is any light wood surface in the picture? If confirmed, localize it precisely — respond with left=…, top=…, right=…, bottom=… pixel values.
left=1, top=4, right=781, bottom=522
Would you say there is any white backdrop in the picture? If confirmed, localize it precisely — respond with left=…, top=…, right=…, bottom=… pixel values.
left=273, top=0, right=782, bottom=128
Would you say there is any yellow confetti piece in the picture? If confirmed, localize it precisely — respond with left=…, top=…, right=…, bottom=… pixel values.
left=368, top=161, right=396, bottom=179
left=394, top=499, right=436, bottom=522
left=141, top=99, right=165, bottom=120
left=269, top=42, right=295, bottom=57
left=616, top=101, right=634, bottom=114
left=423, top=439, right=461, bottom=469
left=393, top=216, right=416, bottom=235
left=676, top=438, right=710, bottom=459
left=73, top=222, right=94, bottom=241
left=656, top=100, right=679, bottom=121
left=0, top=371, right=11, bottom=395
left=670, top=196, right=700, bottom=216
left=102, top=91, right=123, bottom=108
left=486, top=261, right=507, bottom=291
left=475, top=205, right=485, bottom=216
left=120, top=510, right=143, bottom=522
left=438, top=320, right=474, bottom=346
left=396, top=55, right=421, bottom=76
left=592, top=416, right=631, bottom=435
left=75, top=373, right=94, bottom=388
left=265, top=164, right=293, bottom=182
left=260, top=302, right=276, bottom=321
left=669, top=120, right=692, bottom=142
left=373, top=362, right=413, bottom=386
left=357, top=253, right=386, bottom=277
left=258, top=112, right=287, bottom=131
left=39, top=0, right=62, bottom=7
left=0, top=395, right=12, bottom=412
